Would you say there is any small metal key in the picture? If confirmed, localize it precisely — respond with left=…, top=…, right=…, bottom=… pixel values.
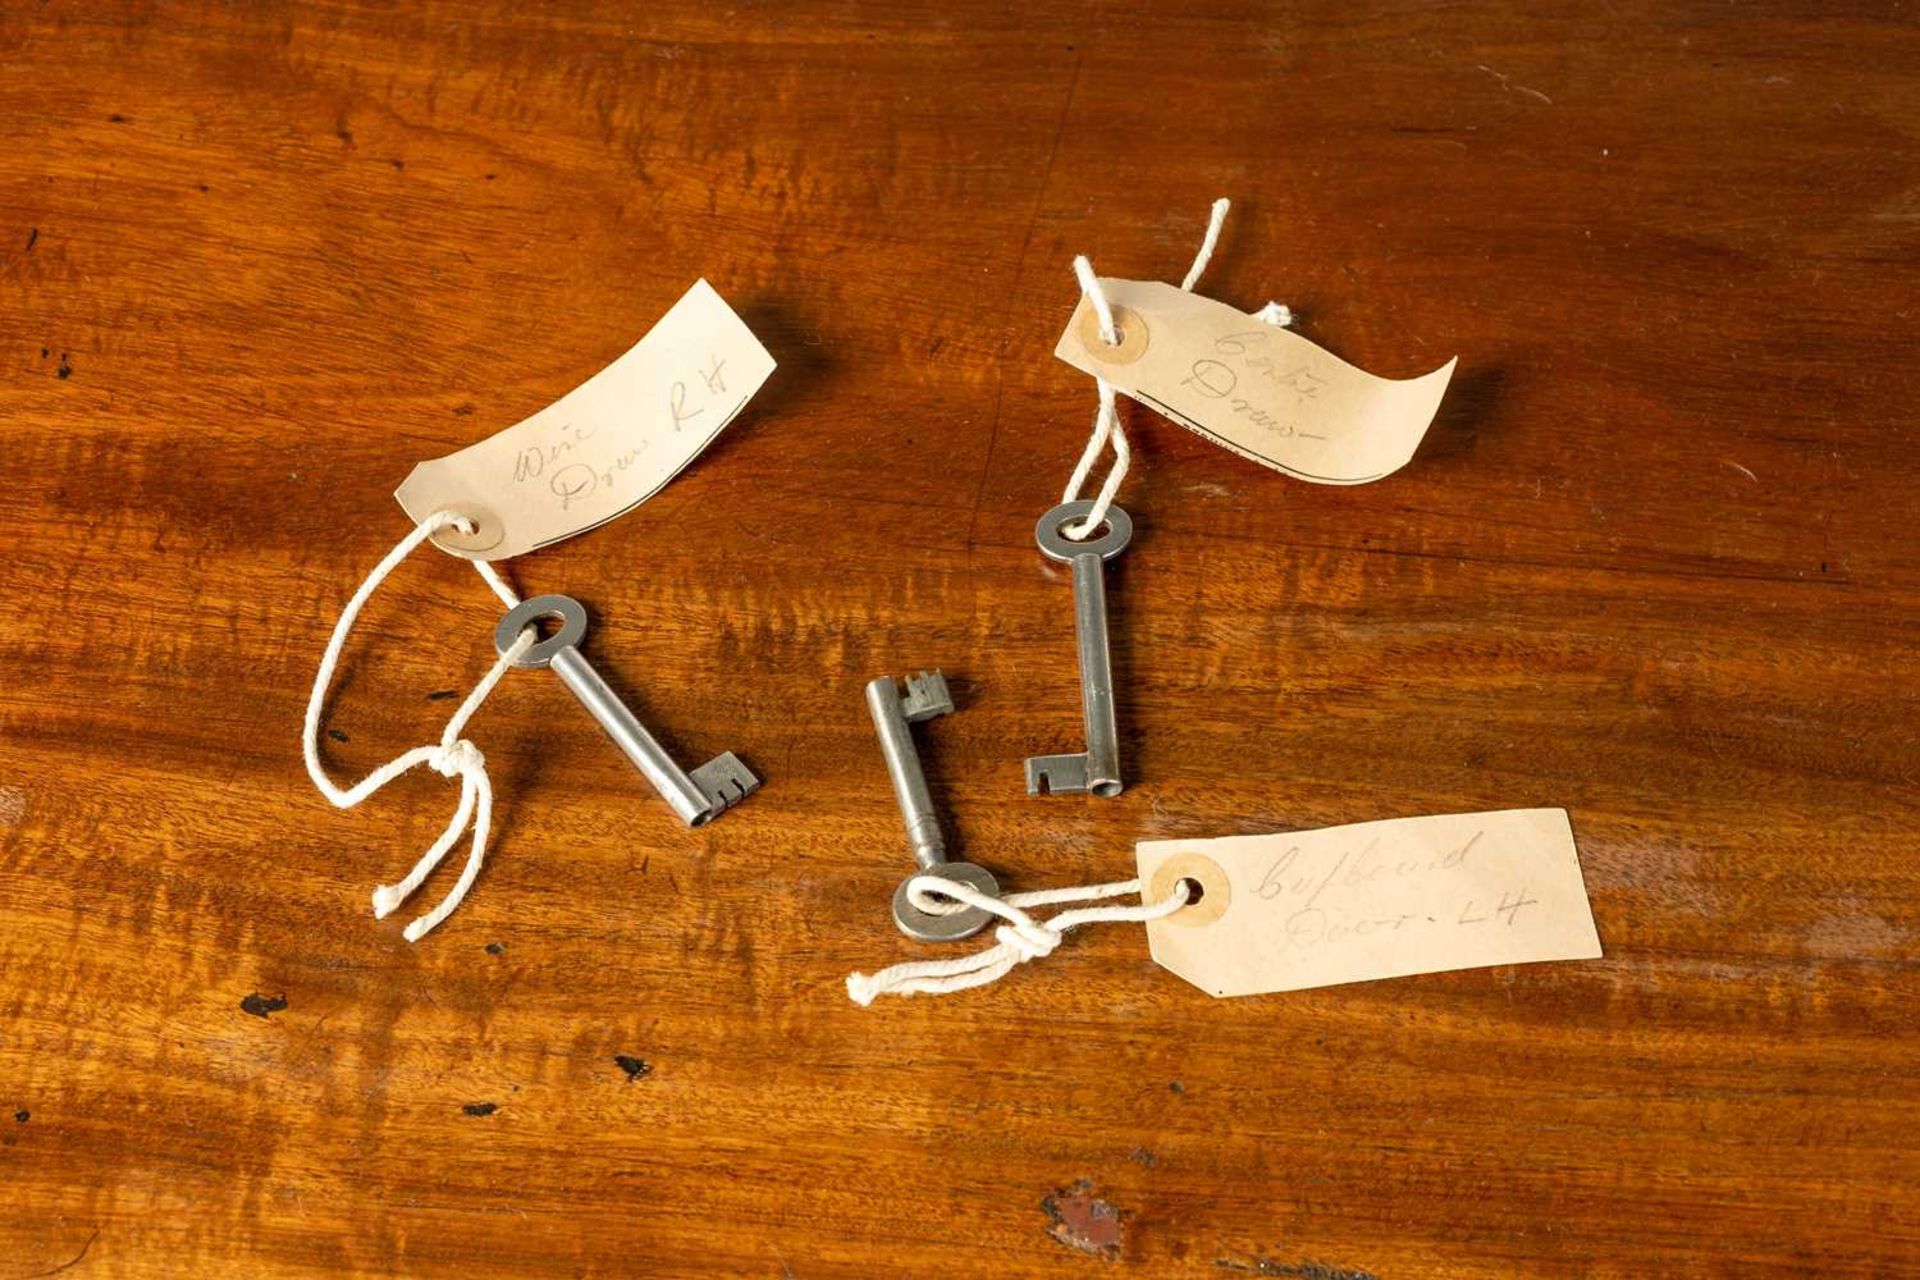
left=865, top=670, right=999, bottom=941
left=495, top=594, right=759, bottom=827
left=1025, top=499, right=1133, bottom=798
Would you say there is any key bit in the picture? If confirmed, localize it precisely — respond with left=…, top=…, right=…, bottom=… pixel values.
left=688, top=752, right=759, bottom=818
left=898, top=670, right=955, bottom=722
left=1025, top=752, right=1092, bottom=797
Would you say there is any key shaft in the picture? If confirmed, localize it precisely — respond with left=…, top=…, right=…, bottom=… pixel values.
left=865, top=671, right=999, bottom=942
left=1068, top=551, right=1122, bottom=795
left=551, top=646, right=713, bottom=826
left=496, top=594, right=758, bottom=827
left=864, top=674, right=948, bottom=868
left=1025, top=500, right=1132, bottom=798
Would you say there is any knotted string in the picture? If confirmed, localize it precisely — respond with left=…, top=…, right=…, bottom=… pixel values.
left=845, top=874, right=1193, bottom=1004
left=301, top=510, right=532, bottom=941
left=1061, top=197, right=1293, bottom=539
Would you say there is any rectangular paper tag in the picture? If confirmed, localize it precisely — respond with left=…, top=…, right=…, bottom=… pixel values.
left=1136, top=808, right=1600, bottom=997
left=395, top=279, right=775, bottom=561
left=1055, top=278, right=1454, bottom=484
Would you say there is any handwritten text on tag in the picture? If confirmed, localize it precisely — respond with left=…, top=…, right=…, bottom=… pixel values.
left=1136, top=809, right=1600, bottom=998
left=396, top=279, right=775, bottom=561
left=1055, top=278, right=1454, bottom=484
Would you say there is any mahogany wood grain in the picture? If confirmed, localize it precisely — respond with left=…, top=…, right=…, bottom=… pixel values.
left=0, top=2, right=1915, bottom=1276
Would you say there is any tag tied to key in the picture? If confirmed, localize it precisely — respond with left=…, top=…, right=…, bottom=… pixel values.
left=396, top=278, right=776, bottom=560
left=304, top=281, right=776, bottom=939
left=1056, top=278, right=1454, bottom=485
left=1136, top=808, right=1600, bottom=997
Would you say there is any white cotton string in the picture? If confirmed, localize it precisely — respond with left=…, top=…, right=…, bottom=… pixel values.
left=1073, top=253, right=1119, bottom=347
left=1183, top=197, right=1292, bottom=324
left=364, top=626, right=533, bottom=941
left=302, top=509, right=533, bottom=941
left=1256, top=300, right=1294, bottom=328
left=844, top=874, right=1193, bottom=1005
left=1059, top=376, right=1127, bottom=539
left=1178, top=196, right=1232, bottom=292
left=1061, top=255, right=1127, bottom=540
left=1061, top=197, right=1243, bottom=540
left=471, top=556, right=520, bottom=609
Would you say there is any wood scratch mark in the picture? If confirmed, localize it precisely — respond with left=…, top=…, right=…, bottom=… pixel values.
left=15, top=1227, right=100, bottom=1279
left=1215, top=1251, right=1378, bottom=1279
left=1722, top=460, right=1759, bottom=484
left=288, top=1009, right=339, bottom=1074
left=1476, top=64, right=1553, bottom=104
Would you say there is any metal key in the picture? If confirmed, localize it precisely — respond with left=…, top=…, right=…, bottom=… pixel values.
left=1025, top=499, right=1133, bottom=797
left=865, top=670, right=999, bottom=941
left=495, top=594, right=759, bottom=827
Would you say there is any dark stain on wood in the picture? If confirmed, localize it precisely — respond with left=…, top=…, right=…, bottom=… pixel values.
left=239, top=993, right=287, bottom=1019
left=614, top=1055, right=651, bottom=1082
left=462, top=1103, right=498, bottom=1117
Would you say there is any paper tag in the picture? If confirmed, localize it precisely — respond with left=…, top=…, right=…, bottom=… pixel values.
left=1055, top=278, right=1455, bottom=484
left=395, top=279, right=775, bottom=560
left=1136, top=808, right=1600, bottom=997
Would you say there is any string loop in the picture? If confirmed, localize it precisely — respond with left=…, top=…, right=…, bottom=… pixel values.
left=1061, top=197, right=1241, bottom=540
left=846, top=874, right=1192, bottom=1005
left=301, top=510, right=530, bottom=942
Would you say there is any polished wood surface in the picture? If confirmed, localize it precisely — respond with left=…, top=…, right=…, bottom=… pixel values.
left=1, top=3, right=1915, bottom=1276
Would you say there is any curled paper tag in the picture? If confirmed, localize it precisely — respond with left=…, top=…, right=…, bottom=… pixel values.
left=1055, top=278, right=1454, bottom=484
left=396, top=279, right=775, bottom=560
left=1136, top=808, right=1600, bottom=997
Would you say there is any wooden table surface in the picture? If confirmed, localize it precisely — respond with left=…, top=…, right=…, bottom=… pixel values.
left=2, top=3, right=1916, bottom=1276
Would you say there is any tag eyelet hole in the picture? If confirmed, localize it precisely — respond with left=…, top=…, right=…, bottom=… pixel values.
left=431, top=505, right=506, bottom=556
left=1077, top=303, right=1149, bottom=365
left=1149, top=852, right=1229, bottom=927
